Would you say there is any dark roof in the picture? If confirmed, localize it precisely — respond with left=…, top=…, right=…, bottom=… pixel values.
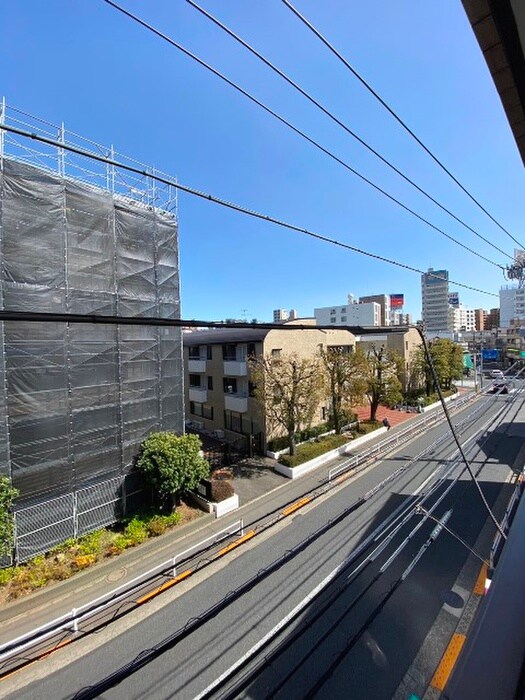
left=183, top=327, right=271, bottom=346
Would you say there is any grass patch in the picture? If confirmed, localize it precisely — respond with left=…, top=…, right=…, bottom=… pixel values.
left=0, top=501, right=203, bottom=604
left=279, top=434, right=350, bottom=468
left=356, top=420, right=381, bottom=435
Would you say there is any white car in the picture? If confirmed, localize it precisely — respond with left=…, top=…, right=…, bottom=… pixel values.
left=490, top=369, right=504, bottom=379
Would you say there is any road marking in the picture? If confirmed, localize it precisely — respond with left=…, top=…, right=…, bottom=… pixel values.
left=0, top=638, right=72, bottom=681
left=282, top=497, right=311, bottom=516
left=214, top=530, right=256, bottom=557
left=473, top=562, right=488, bottom=596
left=136, top=569, right=193, bottom=605
left=430, top=633, right=466, bottom=691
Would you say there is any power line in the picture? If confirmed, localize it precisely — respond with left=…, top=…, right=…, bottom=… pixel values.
left=281, top=0, right=525, bottom=251
left=0, top=122, right=499, bottom=298
left=101, top=0, right=509, bottom=270
left=184, top=0, right=515, bottom=261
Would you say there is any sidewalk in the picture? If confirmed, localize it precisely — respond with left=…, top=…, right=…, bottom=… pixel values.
left=0, top=403, right=452, bottom=651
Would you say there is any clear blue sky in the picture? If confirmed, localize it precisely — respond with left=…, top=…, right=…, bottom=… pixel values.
left=2, top=1, right=524, bottom=322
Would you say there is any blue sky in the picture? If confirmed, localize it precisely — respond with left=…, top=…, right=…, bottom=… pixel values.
left=2, top=1, right=524, bottom=322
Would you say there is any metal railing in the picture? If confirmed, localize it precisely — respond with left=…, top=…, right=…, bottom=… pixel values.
left=0, top=520, right=244, bottom=677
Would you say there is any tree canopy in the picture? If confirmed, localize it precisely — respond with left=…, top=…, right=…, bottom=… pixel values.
left=321, top=347, right=367, bottom=433
left=137, top=432, right=210, bottom=500
left=363, top=346, right=403, bottom=421
left=249, top=352, right=324, bottom=455
left=414, top=338, right=464, bottom=395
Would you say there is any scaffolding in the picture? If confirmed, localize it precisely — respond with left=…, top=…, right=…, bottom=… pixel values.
left=0, top=102, right=183, bottom=560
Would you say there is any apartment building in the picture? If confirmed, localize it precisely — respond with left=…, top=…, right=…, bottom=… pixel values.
left=183, top=320, right=356, bottom=451
left=314, top=295, right=381, bottom=326
left=421, top=268, right=451, bottom=333
left=356, top=327, right=421, bottom=390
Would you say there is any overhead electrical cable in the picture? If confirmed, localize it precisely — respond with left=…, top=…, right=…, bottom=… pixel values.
left=0, top=122, right=498, bottom=298
left=184, top=0, right=515, bottom=261
left=281, top=0, right=525, bottom=251
left=101, top=0, right=509, bottom=269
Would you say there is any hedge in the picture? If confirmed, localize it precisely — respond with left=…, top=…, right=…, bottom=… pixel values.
left=279, top=435, right=350, bottom=468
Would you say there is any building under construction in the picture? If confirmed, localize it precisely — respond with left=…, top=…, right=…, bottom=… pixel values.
left=0, top=103, right=183, bottom=561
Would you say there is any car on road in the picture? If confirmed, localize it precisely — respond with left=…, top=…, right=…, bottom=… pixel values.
left=490, top=369, right=504, bottom=379
left=492, top=378, right=513, bottom=393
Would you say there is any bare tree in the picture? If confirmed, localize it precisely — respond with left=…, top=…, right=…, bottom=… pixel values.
left=364, top=346, right=403, bottom=421
left=321, top=347, right=367, bottom=433
left=249, top=352, right=324, bottom=455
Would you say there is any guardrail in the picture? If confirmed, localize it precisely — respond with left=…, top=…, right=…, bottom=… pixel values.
left=0, top=387, right=496, bottom=679
left=328, top=391, right=477, bottom=482
left=0, top=520, right=244, bottom=677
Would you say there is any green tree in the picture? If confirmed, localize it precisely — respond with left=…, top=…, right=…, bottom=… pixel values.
left=321, top=347, right=367, bottom=433
left=414, top=338, right=464, bottom=395
left=249, top=352, right=324, bottom=456
left=0, top=476, right=19, bottom=558
left=137, top=433, right=210, bottom=506
left=364, top=346, right=403, bottom=421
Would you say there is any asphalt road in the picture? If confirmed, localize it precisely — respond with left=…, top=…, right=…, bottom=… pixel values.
left=5, top=385, right=524, bottom=700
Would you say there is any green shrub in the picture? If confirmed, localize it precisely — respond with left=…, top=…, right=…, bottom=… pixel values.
left=77, top=530, right=105, bottom=557
left=147, top=517, right=167, bottom=536
left=268, top=423, right=333, bottom=452
left=123, top=518, right=149, bottom=545
left=210, top=480, right=234, bottom=502
left=356, top=420, right=381, bottom=435
left=279, top=435, right=349, bottom=468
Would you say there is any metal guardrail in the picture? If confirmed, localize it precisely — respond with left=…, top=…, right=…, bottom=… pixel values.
left=490, top=473, right=525, bottom=570
left=0, top=520, right=244, bottom=676
left=0, top=387, right=503, bottom=679
left=328, top=391, right=477, bottom=482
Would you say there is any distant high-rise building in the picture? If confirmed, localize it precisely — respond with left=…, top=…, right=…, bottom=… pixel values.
left=475, top=309, right=487, bottom=331
left=273, top=309, right=289, bottom=323
left=421, top=268, right=451, bottom=333
left=452, top=304, right=476, bottom=332
left=273, top=308, right=297, bottom=323
left=500, top=286, right=525, bottom=328
left=485, top=308, right=500, bottom=330
left=390, top=311, right=412, bottom=326
left=359, top=294, right=390, bottom=326
left=314, top=295, right=381, bottom=326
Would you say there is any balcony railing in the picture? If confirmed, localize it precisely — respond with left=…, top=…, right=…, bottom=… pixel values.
left=224, top=393, right=248, bottom=413
left=223, top=360, right=248, bottom=376
left=189, top=387, right=207, bottom=403
left=188, top=359, right=206, bottom=373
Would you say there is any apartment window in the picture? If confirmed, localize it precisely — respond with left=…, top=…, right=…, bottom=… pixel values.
left=188, top=346, right=201, bottom=360
left=207, top=376, right=213, bottom=390
left=207, top=345, right=213, bottom=360
left=271, top=348, right=282, bottom=358
left=341, top=316, right=347, bottom=322
left=189, top=374, right=201, bottom=387
left=330, top=316, right=336, bottom=323
left=222, top=344, right=237, bottom=361
left=330, top=309, right=336, bottom=314
left=224, top=410, right=244, bottom=434
left=190, top=402, right=214, bottom=419
left=223, top=377, right=238, bottom=394
left=341, top=307, right=346, bottom=313
left=247, top=342, right=257, bottom=357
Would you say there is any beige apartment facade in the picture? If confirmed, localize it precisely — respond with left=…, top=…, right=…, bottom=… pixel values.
left=356, top=327, right=421, bottom=390
left=183, top=320, right=356, bottom=452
